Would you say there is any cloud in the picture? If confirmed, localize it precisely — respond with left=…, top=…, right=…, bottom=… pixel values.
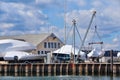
left=104, top=35, right=120, bottom=50
left=69, top=0, right=86, bottom=7
left=35, top=0, right=53, bottom=4
left=0, top=1, right=48, bottom=35
left=0, top=23, right=14, bottom=29
left=0, top=0, right=34, bottom=4
left=92, top=0, right=103, bottom=7
left=35, top=0, right=62, bottom=9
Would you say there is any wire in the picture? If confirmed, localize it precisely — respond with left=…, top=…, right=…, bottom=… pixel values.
left=75, top=25, right=82, bottom=42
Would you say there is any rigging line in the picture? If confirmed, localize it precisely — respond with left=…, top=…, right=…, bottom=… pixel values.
left=95, top=26, right=102, bottom=41
left=72, top=26, right=74, bottom=53
left=64, top=0, right=67, bottom=44
left=75, top=25, right=82, bottom=42
left=65, top=25, right=73, bottom=44
left=93, top=14, right=102, bottom=42
left=90, top=26, right=97, bottom=44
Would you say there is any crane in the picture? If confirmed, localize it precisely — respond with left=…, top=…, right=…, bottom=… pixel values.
left=77, top=11, right=96, bottom=62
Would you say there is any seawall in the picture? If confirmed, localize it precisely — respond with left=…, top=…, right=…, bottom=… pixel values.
left=0, top=63, right=119, bottom=76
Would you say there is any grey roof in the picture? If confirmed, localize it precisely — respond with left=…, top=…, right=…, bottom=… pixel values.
left=0, top=33, right=60, bottom=46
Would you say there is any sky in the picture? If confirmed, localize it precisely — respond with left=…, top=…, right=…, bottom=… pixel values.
left=0, top=0, right=120, bottom=50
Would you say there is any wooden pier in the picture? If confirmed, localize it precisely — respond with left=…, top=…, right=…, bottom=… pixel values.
left=0, top=63, right=120, bottom=76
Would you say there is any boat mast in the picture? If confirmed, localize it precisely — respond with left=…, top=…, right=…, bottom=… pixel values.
left=64, top=0, right=67, bottom=44
left=72, top=19, right=76, bottom=63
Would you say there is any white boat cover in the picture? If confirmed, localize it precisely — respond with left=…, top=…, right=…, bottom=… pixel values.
left=87, top=48, right=105, bottom=57
left=117, top=52, right=120, bottom=57
left=0, top=39, right=36, bottom=52
left=4, top=51, right=46, bottom=61
left=53, top=45, right=86, bottom=56
left=3, top=51, right=29, bottom=60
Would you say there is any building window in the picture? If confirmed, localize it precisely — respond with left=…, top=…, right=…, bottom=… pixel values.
left=51, top=42, right=53, bottom=48
left=38, top=51, right=40, bottom=54
left=41, top=51, right=43, bottom=54
left=44, top=42, right=47, bottom=48
left=45, top=51, right=47, bottom=54
left=47, top=42, right=60, bottom=48
left=47, top=51, right=50, bottom=53
left=54, top=42, right=56, bottom=48
left=58, top=43, right=60, bottom=48
left=48, top=42, right=50, bottom=48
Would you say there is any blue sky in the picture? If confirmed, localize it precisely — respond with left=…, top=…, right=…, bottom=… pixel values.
left=0, top=0, right=120, bottom=50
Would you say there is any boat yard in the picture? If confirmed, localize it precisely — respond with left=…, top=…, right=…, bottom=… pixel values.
left=0, top=10, right=119, bottom=76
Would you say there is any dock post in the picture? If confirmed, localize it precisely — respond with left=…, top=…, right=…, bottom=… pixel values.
left=4, top=64, right=7, bottom=73
left=110, top=50, right=113, bottom=75
left=105, top=63, right=108, bottom=75
left=85, top=64, right=88, bottom=75
left=92, top=63, right=94, bottom=75
left=42, top=64, right=44, bottom=76
left=113, top=64, right=116, bottom=74
left=25, top=64, right=28, bottom=73
left=54, top=64, right=56, bottom=75
left=0, top=65, right=2, bottom=73
left=99, top=63, right=101, bottom=75
left=66, top=64, right=68, bottom=75
left=60, top=64, right=62, bottom=75
left=48, top=64, right=51, bottom=76
left=31, top=64, right=33, bottom=76
left=79, top=64, right=82, bottom=75
left=15, top=64, right=18, bottom=73
left=36, top=64, right=39, bottom=73
left=36, top=64, right=39, bottom=76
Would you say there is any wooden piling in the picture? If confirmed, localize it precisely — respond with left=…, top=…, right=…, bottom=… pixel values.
left=110, top=50, right=113, bottom=75
left=92, top=64, right=94, bottom=75
left=85, top=64, right=88, bottom=75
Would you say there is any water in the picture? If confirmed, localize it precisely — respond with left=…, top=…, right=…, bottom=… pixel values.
left=0, top=75, right=120, bottom=80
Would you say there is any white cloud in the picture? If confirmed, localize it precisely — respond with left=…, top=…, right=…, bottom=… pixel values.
left=0, top=23, right=14, bottom=29
left=66, top=10, right=92, bottom=27
left=113, top=38, right=118, bottom=43
left=0, top=1, right=48, bottom=33
left=35, top=0, right=53, bottom=4
left=1, top=30, right=24, bottom=36
left=92, top=0, right=103, bottom=7
left=69, top=0, right=86, bottom=6
left=103, top=34, right=120, bottom=50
